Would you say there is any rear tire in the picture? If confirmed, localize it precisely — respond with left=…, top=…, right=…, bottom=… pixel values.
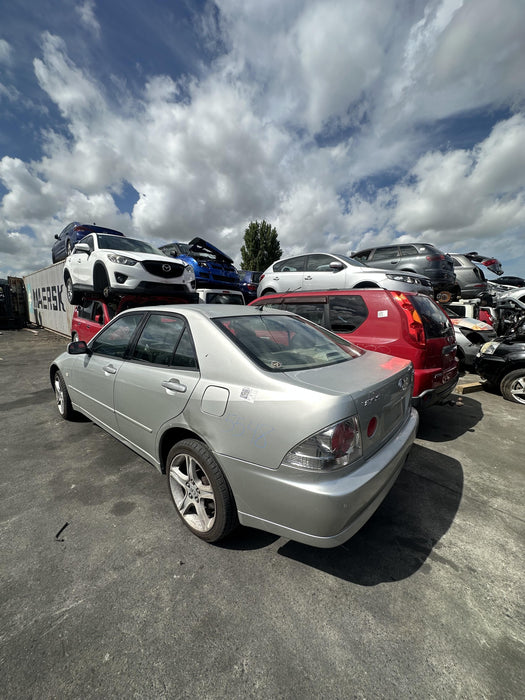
left=261, top=288, right=276, bottom=296
left=500, top=369, right=525, bottom=405
left=167, top=439, right=238, bottom=543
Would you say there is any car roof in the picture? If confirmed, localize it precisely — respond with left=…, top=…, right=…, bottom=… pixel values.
left=118, top=303, right=291, bottom=320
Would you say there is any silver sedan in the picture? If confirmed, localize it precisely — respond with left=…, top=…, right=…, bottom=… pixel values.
left=50, top=305, right=418, bottom=548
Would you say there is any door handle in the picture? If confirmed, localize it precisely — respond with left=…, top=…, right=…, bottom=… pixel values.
left=304, top=275, right=312, bottom=280
left=162, top=379, right=187, bottom=393
left=103, top=364, right=117, bottom=375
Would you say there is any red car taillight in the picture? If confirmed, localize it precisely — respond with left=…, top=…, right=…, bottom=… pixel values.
left=391, top=292, right=426, bottom=347
left=426, top=254, right=445, bottom=261
left=481, top=258, right=497, bottom=267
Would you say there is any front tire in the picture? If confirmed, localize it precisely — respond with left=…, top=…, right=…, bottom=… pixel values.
left=53, top=370, right=77, bottom=420
left=500, top=369, right=525, bottom=405
left=167, top=439, right=238, bottom=543
left=65, top=276, right=82, bottom=305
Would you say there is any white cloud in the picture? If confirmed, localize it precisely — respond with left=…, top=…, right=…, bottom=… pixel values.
left=75, top=0, right=101, bottom=37
left=1, top=0, right=525, bottom=279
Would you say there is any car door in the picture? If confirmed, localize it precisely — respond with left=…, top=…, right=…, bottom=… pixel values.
left=369, top=246, right=400, bottom=270
left=302, top=254, right=345, bottom=290
left=68, top=313, right=143, bottom=431
left=70, top=233, right=96, bottom=286
left=113, top=312, right=200, bottom=460
left=269, top=256, right=306, bottom=292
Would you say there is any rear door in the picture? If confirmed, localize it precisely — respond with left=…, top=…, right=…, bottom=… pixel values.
left=368, top=246, right=400, bottom=270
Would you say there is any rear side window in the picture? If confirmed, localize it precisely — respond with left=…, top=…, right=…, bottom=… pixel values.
left=273, top=256, right=306, bottom=272
left=328, top=295, right=368, bottom=333
left=410, top=296, right=452, bottom=338
left=399, top=245, right=419, bottom=257
left=280, top=301, right=325, bottom=326
left=131, top=313, right=198, bottom=368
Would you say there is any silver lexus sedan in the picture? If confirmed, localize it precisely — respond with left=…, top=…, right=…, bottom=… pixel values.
left=50, top=305, right=418, bottom=548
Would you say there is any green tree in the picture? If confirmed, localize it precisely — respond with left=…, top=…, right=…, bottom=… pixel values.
left=240, top=220, right=282, bottom=271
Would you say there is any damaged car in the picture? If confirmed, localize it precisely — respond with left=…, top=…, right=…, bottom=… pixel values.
left=160, top=238, right=241, bottom=291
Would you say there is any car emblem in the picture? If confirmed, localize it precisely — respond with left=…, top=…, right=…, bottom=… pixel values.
left=162, top=264, right=171, bottom=272
left=398, top=375, right=410, bottom=391
left=362, top=391, right=381, bottom=407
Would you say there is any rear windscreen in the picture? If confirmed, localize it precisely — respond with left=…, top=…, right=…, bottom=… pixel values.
left=411, top=295, right=452, bottom=338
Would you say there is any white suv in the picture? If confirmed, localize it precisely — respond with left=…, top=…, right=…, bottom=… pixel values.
left=257, top=252, right=434, bottom=297
left=64, top=233, right=196, bottom=305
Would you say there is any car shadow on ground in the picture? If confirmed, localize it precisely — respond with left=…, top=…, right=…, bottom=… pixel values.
left=416, top=394, right=483, bottom=441
left=276, top=443, right=463, bottom=585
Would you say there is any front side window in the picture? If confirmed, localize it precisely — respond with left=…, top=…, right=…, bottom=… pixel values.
left=352, top=250, right=371, bottom=263
left=91, top=313, right=142, bottom=357
left=215, top=314, right=363, bottom=371
left=306, top=254, right=337, bottom=272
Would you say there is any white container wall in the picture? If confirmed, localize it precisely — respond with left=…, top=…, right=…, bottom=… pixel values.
left=24, top=262, right=74, bottom=337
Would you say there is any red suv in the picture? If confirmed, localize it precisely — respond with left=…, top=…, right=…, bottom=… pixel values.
left=250, top=289, right=458, bottom=409
left=71, top=295, right=193, bottom=343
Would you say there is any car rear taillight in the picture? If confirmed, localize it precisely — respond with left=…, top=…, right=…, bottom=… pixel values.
left=74, top=225, right=91, bottom=232
left=280, top=417, right=362, bottom=471
left=481, top=258, right=497, bottom=267
left=391, top=292, right=426, bottom=346
left=426, top=254, right=445, bottom=261
left=247, top=283, right=257, bottom=291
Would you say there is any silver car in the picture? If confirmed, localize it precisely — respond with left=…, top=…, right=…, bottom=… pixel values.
left=257, top=252, right=434, bottom=298
left=50, top=305, right=418, bottom=548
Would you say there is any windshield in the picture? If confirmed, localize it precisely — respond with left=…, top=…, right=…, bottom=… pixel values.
left=214, top=313, right=363, bottom=371
left=96, top=234, right=162, bottom=255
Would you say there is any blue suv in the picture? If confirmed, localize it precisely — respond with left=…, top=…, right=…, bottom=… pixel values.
left=160, top=238, right=241, bottom=290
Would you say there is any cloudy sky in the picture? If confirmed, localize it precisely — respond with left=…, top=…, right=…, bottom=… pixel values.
left=1, top=0, right=524, bottom=280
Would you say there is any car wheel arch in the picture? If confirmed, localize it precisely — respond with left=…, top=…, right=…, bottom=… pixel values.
left=93, top=263, right=109, bottom=293
left=353, top=282, right=380, bottom=288
left=159, top=427, right=210, bottom=473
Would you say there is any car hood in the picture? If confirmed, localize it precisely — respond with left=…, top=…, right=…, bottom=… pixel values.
left=188, top=237, right=235, bottom=265
left=103, top=250, right=190, bottom=267
left=450, top=317, right=493, bottom=331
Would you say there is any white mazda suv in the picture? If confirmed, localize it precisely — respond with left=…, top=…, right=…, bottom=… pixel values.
left=63, top=233, right=196, bottom=305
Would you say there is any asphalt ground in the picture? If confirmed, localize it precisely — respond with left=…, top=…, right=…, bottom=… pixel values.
left=1, top=327, right=524, bottom=699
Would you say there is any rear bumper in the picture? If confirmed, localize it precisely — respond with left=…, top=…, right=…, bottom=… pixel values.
left=219, top=409, right=419, bottom=548
left=412, top=371, right=458, bottom=409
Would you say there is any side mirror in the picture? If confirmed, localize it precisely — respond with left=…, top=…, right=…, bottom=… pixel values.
left=73, top=243, right=90, bottom=254
left=68, top=340, right=91, bottom=355
left=329, top=261, right=344, bottom=271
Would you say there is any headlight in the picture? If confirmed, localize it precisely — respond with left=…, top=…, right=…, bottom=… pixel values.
left=386, top=273, right=418, bottom=284
left=183, top=266, right=196, bottom=282
left=107, top=254, right=138, bottom=266
left=280, top=417, right=362, bottom=471
left=480, top=341, right=500, bottom=355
